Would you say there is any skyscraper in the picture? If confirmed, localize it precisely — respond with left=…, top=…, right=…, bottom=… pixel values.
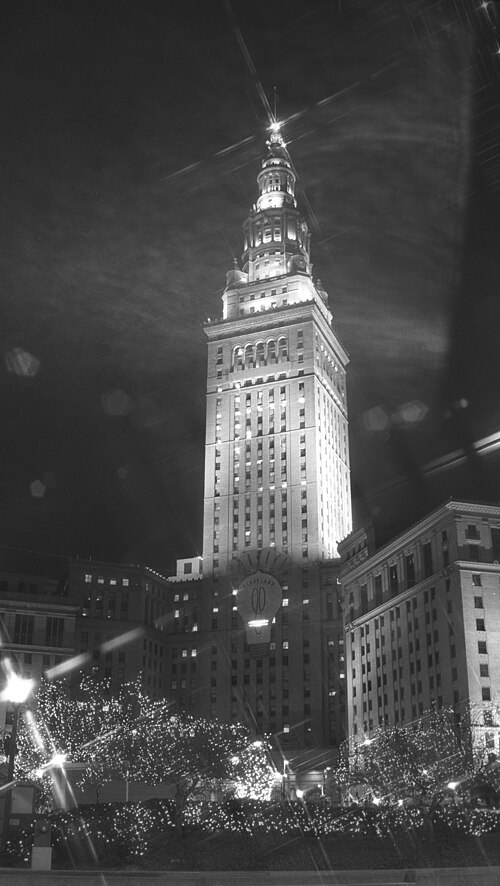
left=203, top=124, right=351, bottom=574
left=195, top=124, right=351, bottom=758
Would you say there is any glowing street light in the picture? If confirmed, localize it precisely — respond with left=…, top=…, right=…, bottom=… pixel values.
left=0, top=672, right=35, bottom=706
left=1, top=670, right=36, bottom=849
left=35, top=753, right=68, bottom=779
left=446, top=781, right=460, bottom=807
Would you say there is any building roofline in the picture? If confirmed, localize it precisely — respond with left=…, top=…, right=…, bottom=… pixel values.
left=341, top=498, right=500, bottom=582
left=68, top=557, right=170, bottom=582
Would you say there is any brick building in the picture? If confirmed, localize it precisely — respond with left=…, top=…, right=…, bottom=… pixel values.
left=339, top=500, right=500, bottom=752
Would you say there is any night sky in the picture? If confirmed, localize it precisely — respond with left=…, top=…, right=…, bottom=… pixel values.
left=1, top=1, right=500, bottom=573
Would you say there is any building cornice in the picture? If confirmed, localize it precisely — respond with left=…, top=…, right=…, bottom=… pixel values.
left=0, top=598, right=79, bottom=615
left=344, top=568, right=452, bottom=631
left=205, top=301, right=349, bottom=364
left=344, top=558, right=500, bottom=632
left=342, top=500, right=500, bottom=585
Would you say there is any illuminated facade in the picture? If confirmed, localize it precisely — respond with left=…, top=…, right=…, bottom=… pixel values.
left=203, top=125, right=351, bottom=573
left=339, top=501, right=500, bottom=753
left=190, top=126, right=352, bottom=756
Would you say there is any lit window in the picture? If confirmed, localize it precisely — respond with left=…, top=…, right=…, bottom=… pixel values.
left=282, top=640, right=289, bottom=650
left=182, top=649, right=188, bottom=658
left=191, top=649, right=197, bottom=658
left=283, top=598, right=289, bottom=607
left=84, top=574, right=92, bottom=583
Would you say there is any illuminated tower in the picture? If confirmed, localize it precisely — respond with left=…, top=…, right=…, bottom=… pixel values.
left=201, top=125, right=351, bottom=754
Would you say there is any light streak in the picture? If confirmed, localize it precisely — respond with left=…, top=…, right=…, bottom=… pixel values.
left=45, top=653, right=90, bottom=679
left=101, top=627, right=144, bottom=652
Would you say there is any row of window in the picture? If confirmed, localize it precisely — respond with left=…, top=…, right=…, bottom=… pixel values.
left=0, top=614, right=66, bottom=647
left=0, top=580, right=68, bottom=598
left=84, top=574, right=130, bottom=586
left=232, top=338, right=289, bottom=370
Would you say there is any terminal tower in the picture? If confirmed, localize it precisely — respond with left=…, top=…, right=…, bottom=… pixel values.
left=195, top=124, right=352, bottom=756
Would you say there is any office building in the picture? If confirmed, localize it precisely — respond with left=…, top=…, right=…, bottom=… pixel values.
left=339, top=500, right=500, bottom=752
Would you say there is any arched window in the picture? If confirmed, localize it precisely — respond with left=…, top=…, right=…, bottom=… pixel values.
left=256, top=342, right=266, bottom=367
left=233, top=346, right=244, bottom=371
left=267, top=339, right=277, bottom=364
left=278, top=337, right=288, bottom=361
left=244, top=344, right=254, bottom=369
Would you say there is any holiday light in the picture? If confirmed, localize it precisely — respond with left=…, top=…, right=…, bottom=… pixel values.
left=13, top=675, right=276, bottom=814
left=333, top=705, right=497, bottom=809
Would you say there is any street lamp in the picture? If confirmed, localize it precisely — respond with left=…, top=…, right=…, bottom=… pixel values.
left=1, top=671, right=36, bottom=849
left=282, top=758, right=289, bottom=801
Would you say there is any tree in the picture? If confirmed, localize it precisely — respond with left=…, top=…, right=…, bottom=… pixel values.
left=103, top=712, right=275, bottom=834
left=14, top=675, right=155, bottom=805
left=14, top=675, right=276, bottom=830
left=333, top=707, right=476, bottom=808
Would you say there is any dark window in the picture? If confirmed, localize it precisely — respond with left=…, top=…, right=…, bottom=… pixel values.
left=374, top=574, right=383, bottom=607
left=360, top=584, right=368, bottom=615
left=405, top=554, right=415, bottom=588
left=480, top=664, right=489, bottom=677
left=423, top=542, right=433, bottom=578
left=45, top=617, right=65, bottom=647
left=469, top=545, right=479, bottom=563
left=482, top=687, right=491, bottom=701
left=476, top=619, right=486, bottom=632
left=478, top=641, right=488, bottom=654
left=491, top=527, right=500, bottom=562
left=389, top=565, right=398, bottom=597
left=14, top=615, right=34, bottom=645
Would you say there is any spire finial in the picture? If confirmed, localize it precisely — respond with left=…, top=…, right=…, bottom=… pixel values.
left=267, top=119, right=286, bottom=154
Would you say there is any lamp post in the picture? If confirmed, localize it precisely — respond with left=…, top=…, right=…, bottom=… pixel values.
left=447, top=780, right=459, bottom=806
left=0, top=672, right=35, bottom=850
left=282, top=758, right=289, bottom=800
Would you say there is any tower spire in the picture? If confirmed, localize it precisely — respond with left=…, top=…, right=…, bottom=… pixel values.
left=239, top=121, right=311, bottom=283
